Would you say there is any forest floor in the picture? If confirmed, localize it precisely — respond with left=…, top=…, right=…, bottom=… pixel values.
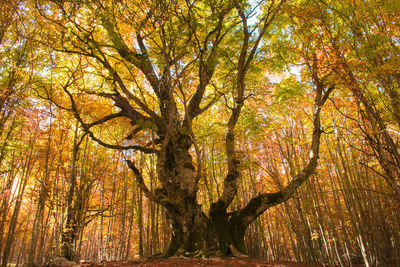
left=84, top=258, right=321, bottom=267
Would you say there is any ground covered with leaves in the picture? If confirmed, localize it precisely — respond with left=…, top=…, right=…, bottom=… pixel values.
left=84, top=258, right=320, bottom=267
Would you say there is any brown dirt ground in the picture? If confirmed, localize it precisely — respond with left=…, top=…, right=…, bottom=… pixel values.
left=85, top=258, right=321, bottom=267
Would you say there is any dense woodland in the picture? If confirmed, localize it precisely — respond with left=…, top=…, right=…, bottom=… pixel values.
left=1, top=0, right=400, bottom=266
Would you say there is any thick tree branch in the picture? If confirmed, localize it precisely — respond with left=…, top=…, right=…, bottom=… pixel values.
left=51, top=43, right=165, bottom=130
left=84, top=112, right=123, bottom=129
left=126, top=160, right=164, bottom=205
left=100, top=13, right=162, bottom=100
left=232, top=85, right=334, bottom=227
left=63, top=85, right=157, bottom=154
left=186, top=6, right=235, bottom=121
left=243, top=0, right=286, bottom=72
left=92, top=46, right=165, bottom=129
left=214, top=1, right=280, bottom=210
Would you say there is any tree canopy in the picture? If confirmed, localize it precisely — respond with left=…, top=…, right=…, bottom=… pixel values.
left=1, top=0, right=399, bottom=266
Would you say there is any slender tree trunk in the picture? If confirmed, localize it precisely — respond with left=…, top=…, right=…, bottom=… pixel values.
left=119, top=179, right=127, bottom=260
left=28, top=106, right=53, bottom=265
left=124, top=189, right=135, bottom=260
left=0, top=121, right=19, bottom=257
left=137, top=187, right=144, bottom=258
left=62, top=122, right=80, bottom=260
left=98, top=180, right=105, bottom=262
left=2, top=141, right=36, bottom=267
left=0, top=168, right=16, bottom=260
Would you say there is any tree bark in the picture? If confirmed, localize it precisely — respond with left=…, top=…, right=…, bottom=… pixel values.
left=61, top=122, right=80, bottom=260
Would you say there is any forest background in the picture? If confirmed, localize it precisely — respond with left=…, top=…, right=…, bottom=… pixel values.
left=1, top=0, right=400, bottom=266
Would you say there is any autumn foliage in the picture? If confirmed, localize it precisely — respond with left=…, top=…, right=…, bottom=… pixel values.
left=1, top=0, right=399, bottom=266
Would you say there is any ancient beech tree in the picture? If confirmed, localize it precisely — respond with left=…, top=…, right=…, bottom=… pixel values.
left=35, top=0, right=333, bottom=257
